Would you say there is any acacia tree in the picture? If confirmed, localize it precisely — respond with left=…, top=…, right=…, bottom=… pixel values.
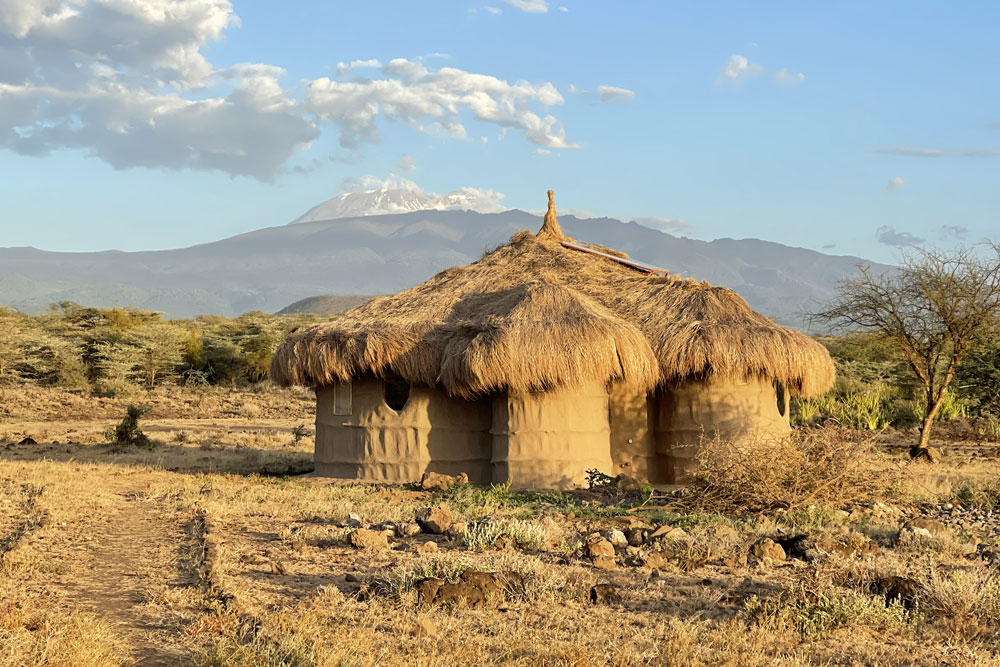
left=815, top=243, right=1000, bottom=450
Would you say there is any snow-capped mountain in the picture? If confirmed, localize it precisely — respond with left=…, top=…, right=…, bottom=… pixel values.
left=290, top=186, right=508, bottom=223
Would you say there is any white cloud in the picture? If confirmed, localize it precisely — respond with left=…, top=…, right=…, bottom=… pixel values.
left=0, top=1, right=583, bottom=179
left=717, top=54, right=763, bottom=83
left=876, top=146, right=1000, bottom=158
left=717, top=54, right=803, bottom=86
left=773, top=67, right=805, bottom=85
left=559, top=5, right=568, bottom=12
left=505, top=0, right=548, bottom=13
left=876, top=225, right=924, bottom=247
left=485, top=6, right=502, bottom=15
left=532, top=148, right=551, bottom=157
left=305, top=58, right=577, bottom=150
left=633, top=216, right=695, bottom=234
left=886, top=175, right=905, bottom=192
left=595, top=85, right=635, bottom=102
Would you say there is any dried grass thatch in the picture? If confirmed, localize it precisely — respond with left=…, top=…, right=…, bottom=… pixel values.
left=271, top=192, right=835, bottom=398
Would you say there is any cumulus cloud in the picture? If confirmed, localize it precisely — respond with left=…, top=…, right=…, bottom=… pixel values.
left=886, top=176, right=905, bottom=192
left=875, top=146, right=1000, bottom=158
left=717, top=54, right=802, bottom=86
left=876, top=225, right=924, bottom=247
left=305, top=57, right=577, bottom=150
left=505, top=0, right=548, bottom=12
left=633, top=217, right=695, bottom=233
left=0, top=0, right=582, bottom=180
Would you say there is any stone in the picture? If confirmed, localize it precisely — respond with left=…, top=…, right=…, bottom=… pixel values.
left=589, top=583, right=622, bottom=605
left=750, top=538, right=786, bottom=563
left=17, top=437, right=37, bottom=445
left=413, top=617, right=437, bottom=638
left=345, top=512, right=362, bottom=528
left=417, top=570, right=504, bottom=608
left=648, top=525, right=687, bottom=542
left=586, top=533, right=616, bottom=558
left=415, top=541, right=439, bottom=554
left=642, top=551, right=667, bottom=569
left=344, top=572, right=363, bottom=583
left=605, top=530, right=628, bottom=550
left=349, top=528, right=389, bottom=550
left=614, top=473, right=642, bottom=492
left=592, top=555, right=617, bottom=570
left=415, top=506, right=454, bottom=535
left=420, top=471, right=469, bottom=492
left=903, top=518, right=947, bottom=535
left=447, top=521, right=468, bottom=538
left=397, top=522, right=422, bottom=538
left=909, top=446, right=941, bottom=463
left=626, top=528, right=648, bottom=547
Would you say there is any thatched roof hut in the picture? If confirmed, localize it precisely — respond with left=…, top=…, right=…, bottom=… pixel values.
left=272, top=191, right=834, bottom=399
left=271, top=191, right=835, bottom=488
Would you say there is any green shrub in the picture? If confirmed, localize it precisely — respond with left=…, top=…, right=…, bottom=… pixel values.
left=106, top=405, right=153, bottom=449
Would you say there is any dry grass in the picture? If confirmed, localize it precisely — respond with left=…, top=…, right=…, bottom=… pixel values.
left=271, top=196, right=834, bottom=398
left=682, top=427, right=894, bottom=512
left=5, top=388, right=1000, bottom=665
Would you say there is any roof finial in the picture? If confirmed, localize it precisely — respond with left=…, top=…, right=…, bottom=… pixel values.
left=537, top=189, right=565, bottom=240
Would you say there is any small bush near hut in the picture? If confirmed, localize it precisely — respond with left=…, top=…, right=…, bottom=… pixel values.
left=106, top=405, right=153, bottom=449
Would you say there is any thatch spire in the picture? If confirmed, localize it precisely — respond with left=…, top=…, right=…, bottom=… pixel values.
left=537, top=189, right=565, bottom=240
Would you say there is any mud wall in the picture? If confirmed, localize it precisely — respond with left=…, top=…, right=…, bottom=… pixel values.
left=315, top=377, right=492, bottom=484
left=491, top=382, right=613, bottom=490
left=654, top=378, right=789, bottom=483
left=608, top=386, right=667, bottom=483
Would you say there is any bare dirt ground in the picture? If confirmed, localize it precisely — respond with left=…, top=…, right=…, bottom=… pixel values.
left=3, top=386, right=1000, bottom=666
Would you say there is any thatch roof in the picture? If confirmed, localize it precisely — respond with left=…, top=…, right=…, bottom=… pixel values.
left=271, top=191, right=835, bottom=398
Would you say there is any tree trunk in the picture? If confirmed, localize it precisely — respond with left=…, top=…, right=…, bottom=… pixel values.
left=918, top=391, right=946, bottom=449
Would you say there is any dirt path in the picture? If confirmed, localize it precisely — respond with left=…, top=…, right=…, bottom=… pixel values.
left=9, top=475, right=204, bottom=666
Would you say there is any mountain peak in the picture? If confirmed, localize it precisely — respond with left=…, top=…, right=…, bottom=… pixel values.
left=290, top=186, right=509, bottom=224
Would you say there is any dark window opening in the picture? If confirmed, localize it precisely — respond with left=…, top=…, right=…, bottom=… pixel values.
left=383, top=373, right=411, bottom=412
left=776, top=383, right=787, bottom=417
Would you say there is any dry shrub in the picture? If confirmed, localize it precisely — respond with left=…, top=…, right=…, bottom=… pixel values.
left=684, top=427, right=890, bottom=513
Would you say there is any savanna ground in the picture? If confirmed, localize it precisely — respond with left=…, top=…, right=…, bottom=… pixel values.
left=3, top=385, right=1000, bottom=666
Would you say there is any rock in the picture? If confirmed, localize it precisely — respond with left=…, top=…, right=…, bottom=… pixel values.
left=586, top=533, right=616, bottom=558
left=626, top=528, right=648, bottom=547
left=415, top=506, right=454, bottom=534
left=642, top=551, right=667, bottom=569
left=590, top=583, right=622, bottom=605
left=750, top=538, right=786, bottom=563
left=897, top=525, right=933, bottom=541
left=349, top=529, right=390, bottom=550
left=447, top=521, right=468, bottom=538
left=724, top=552, right=748, bottom=569
left=903, top=518, right=947, bottom=535
left=17, top=437, right=37, bottom=445
left=870, top=575, right=920, bottom=609
left=592, top=555, right=617, bottom=570
left=417, top=570, right=505, bottom=608
left=397, top=522, right=422, bottom=538
left=345, top=512, right=362, bottom=528
left=420, top=471, right=469, bottom=492
left=415, top=541, right=439, bottom=554
left=614, top=473, right=642, bottom=492
left=648, top=525, right=686, bottom=542
left=344, top=572, right=363, bottom=583
left=605, top=530, right=628, bottom=550
left=777, top=532, right=877, bottom=561
left=909, top=446, right=941, bottom=463
left=413, top=617, right=437, bottom=638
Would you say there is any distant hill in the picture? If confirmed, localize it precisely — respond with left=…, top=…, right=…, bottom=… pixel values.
left=276, top=295, right=377, bottom=316
left=0, top=207, right=886, bottom=327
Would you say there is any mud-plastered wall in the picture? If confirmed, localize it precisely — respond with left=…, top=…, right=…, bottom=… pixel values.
left=608, top=386, right=669, bottom=483
left=492, top=382, right=613, bottom=489
left=655, top=378, right=790, bottom=483
left=315, top=377, right=492, bottom=483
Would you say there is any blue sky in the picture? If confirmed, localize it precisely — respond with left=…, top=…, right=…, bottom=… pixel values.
left=1, top=0, right=997, bottom=262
